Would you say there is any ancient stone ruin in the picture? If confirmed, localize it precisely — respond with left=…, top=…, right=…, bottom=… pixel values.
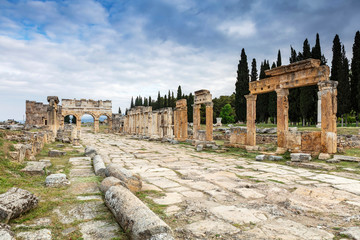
left=26, top=97, right=112, bottom=135
left=193, top=90, right=213, bottom=142
left=230, top=59, right=337, bottom=154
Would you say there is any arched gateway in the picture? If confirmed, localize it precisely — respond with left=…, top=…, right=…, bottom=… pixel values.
left=61, top=99, right=112, bottom=133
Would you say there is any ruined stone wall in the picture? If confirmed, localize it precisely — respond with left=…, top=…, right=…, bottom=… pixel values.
left=112, top=114, right=124, bottom=133
left=25, top=101, right=49, bottom=126
left=123, top=106, right=174, bottom=139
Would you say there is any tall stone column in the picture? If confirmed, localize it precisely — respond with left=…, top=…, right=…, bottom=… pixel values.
left=76, top=116, right=81, bottom=131
left=205, top=103, right=213, bottom=141
left=319, top=81, right=338, bottom=154
left=317, top=91, right=322, bottom=128
left=108, top=117, right=112, bottom=133
left=94, top=118, right=99, bottom=133
left=276, top=89, right=289, bottom=149
left=47, top=96, right=59, bottom=135
left=245, top=94, right=257, bottom=146
left=193, top=104, right=201, bottom=140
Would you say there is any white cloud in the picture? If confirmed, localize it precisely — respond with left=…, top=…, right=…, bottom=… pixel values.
left=218, top=19, right=256, bottom=38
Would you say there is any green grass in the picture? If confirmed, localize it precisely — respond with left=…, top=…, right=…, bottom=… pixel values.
left=135, top=190, right=167, bottom=219
left=268, top=179, right=285, bottom=184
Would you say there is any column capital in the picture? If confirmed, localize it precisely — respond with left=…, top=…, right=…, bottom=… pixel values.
left=318, top=80, right=338, bottom=90
left=275, top=88, right=289, bottom=96
left=205, top=102, right=213, bottom=107
left=245, top=94, right=257, bottom=100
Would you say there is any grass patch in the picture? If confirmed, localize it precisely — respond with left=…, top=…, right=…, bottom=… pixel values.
left=268, top=179, right=285, bottom=184
left=135, top=190, right=167, bottom=219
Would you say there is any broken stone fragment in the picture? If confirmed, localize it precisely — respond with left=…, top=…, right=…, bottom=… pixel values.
left=0, top=188, right=39, bottom=223
left=256, top=155, right=266, bottom=161
left=93, top=155, right=106, bottom=177
left=105, top=164, right=142, bottom=193
left=196, top=144, right=203, bottom=152
left=48, top=150, right=66, bottom=157
left=340, top=227, right=360, bottom=240
left=45, top=174, right=70, bottom=187
left=333, top=155, right=360, bottom=162
left=100, top=177, right=128, bottom=193
left=105, top=185, right=174, bottom=240
left=0, top=224, right=15, bottom=240
left=20, top=161, right=47, bottom=175
left=290, top=153, right=311, bottom=162
left=84, top=147, right=97, bottom=158
left=318, top=153, right=331, bottom=160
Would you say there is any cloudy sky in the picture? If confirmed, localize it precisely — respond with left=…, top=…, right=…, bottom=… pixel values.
left=0, top=0, right=359, bottom=121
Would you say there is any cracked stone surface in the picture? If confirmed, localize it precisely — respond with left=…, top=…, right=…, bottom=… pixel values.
left=80, top=131, right=360, bottom=239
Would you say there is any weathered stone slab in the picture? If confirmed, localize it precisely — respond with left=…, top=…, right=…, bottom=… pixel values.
left=153, top=192, right=183, bottom=205
left=340, top=227, right=360, bottom=240
left=286, top=161, right=336, bottom=171
left=105, top=185, right=174, bottom=240
left=17, top=229, right=51, bottom=240
left=290, top=153, right=311, bottom=162
left=20, top=161, right=47, bottom=175
left=183, top=220, right=240, bottom=237
left=53, top=202, right=105, bottom=224
left=79, top=220, right=121, bottom=240
left=48, top=150, right=66, bottom=157
left=210, top=205, right=267, bottom=224
left=318, top=153, right=331, bottom=160
left=0, top=224, right=15, bottom=240
left=233, top=188, right=265, bottom=199
left=0, top=188, right=39, bottom=223
left=45, top=174, right=70, bottom=187
left=93, top=155, right=106, bottom=177
left=333, top=155, right=360, bottom=162
left=105, top=164, right=142, bottom=193
left=100, top=177, right=128, bottom=193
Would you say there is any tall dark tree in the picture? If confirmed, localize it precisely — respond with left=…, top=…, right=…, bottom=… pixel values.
left=187, top=93, right=194, bottom=122
left=288, top=46, right=300, bottom=124
left=149, top=96, right=152, bottom=106
left=277, top=50, right=282, bottom=67
left=144, top=97, right=148, bottom=106
left=250, top=58, right=257, bottom=82
left=333, top=35, right=351, bottom=125
left=299, top=39, right=316, bottom=125
left=125, top=108, right=128, bottom=115
left=311, top=33, right=327, bottom=65
left=171, top=92, right=176, bottom=108
left=118, top=107, right=122, bottom=114
left=168, top=90, right=171, bottom=107
left=130, top=97, right=134, bottom=108
left=352, top=31, right=360, bottom=125
left=235, top=48, right=249, bottom=122
left=164, top=95, right=168, bottom=107
left=268, top=62, right=277, bottom=122
left=256, top=60, right=270, bottom=122
left=177, top=86, right=182, bottom=100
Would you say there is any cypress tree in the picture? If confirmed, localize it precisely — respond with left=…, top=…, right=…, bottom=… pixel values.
left=256, top=60, right=270, bottom=122
left=177, top=86, right=182, bottom=100
left=187, top=93, right=194, bottom=122
left=130, top=97, right=134, bottom=109
left=250, top=58, right=257, bottom=82
left=118, top=107, right=121, bottom=114
left=144, top=97, right=148, bottom=106
left=168, top=90, right=171, bottom=107
left=288, top=46, right=300, bottom=124
left=352, top=31, right=360, bottom=125
left=268, top=62, right=277, bottom=123
left=149, top=96, right=152, bottom=106
left=277, top=50, right=282, bottom=67
left=164, top=95, right=168, bottom=107
left=299, top=39, right=316, bottom=125
left=235, top=48, right=249, bottom=122
left=289, top=46, right=297, bottom=63
left=311, top=33, right=327, bottom=65
left=157, top=91, right=161, bottom=109
left=171, top=92, right=176, bottom=108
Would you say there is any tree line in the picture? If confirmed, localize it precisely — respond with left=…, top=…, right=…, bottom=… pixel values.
left=235, top=31, right=360, bottom=126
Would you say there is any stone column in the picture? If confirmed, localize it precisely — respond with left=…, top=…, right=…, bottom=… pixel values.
left=76, top=116, right=81, bottom=131
left=275, top=89, right=289, bottom=149
left=47, top=96, right=59, bottom=135
left=174, top=99, right=188, bottom=141
left=193, top=104, right=201, bottom=140
left=94, top=118, right=99, bottom=133
left=317, top=91, right=322, bottom=128
left=245, top=94, right=257, bottom=146
left=319, top=81, right=338, bottom=154
left=108, top=117, right=112, bottom=133
left=205, top=103, right=213, bottom=141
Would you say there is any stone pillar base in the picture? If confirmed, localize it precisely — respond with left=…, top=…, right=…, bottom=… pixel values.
left=275, top=147, right=287, bottom=154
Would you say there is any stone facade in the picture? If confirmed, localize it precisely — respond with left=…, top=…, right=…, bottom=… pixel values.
left=193, top=90, right=213, bottom=142
left=123, top=106, right=174, bottom=139
left=25, top=96, right=113, bottom=134
left=174, top=99, right=188, bottom=141
left=240, top=59, right=337, bottom=154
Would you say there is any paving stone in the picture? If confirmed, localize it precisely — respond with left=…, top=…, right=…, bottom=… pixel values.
left=20, top=161, right=47, bottom=175
left=77, top=195, right=102, bottom=201
left=290, top=153, right=311, bottom=162
left=53, top=202, right=106, bottom=224
left=17, top=229, right=51, bottom=240
left=233, top=188, right=265, bottom=199
left=333, top=155, right=360, bottom=162
left=210, top=205, right=267, bottom=224
left=183, top=220, right=240, bottom=237
left=79, top=220, right=121, bottom=240
left=153, top=192, right=183, bottom=205
left=340, top=227, right=360, bottom=240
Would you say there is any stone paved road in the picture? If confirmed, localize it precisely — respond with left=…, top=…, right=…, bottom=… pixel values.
left=82, top=131, right=360, bottom=240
